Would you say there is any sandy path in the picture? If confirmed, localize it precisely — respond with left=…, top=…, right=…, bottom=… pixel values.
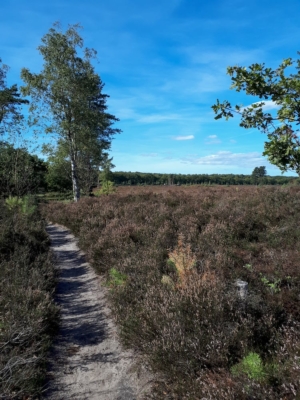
left=43, top=224, right=152, bottom=400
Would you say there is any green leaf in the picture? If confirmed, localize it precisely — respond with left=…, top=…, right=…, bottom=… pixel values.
left=212, top=52, right=300, bottom=175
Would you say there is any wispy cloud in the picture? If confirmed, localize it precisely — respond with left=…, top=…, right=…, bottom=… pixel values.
left=256, top=100, right=280, bottom=111
left=173, top=135, right=195, bottom=141
left=111, top=107, right=138, bottom=120
left=160, top=69, right=229, bottom=96
left=138, top=113, right=181, bottom=123
left=205, top=134, right=221, bottom=144
left=262, top=100, right=280, bottom=111
left=181, top=151, right=267, bottom=168
left=241, top=100, right=280, bottom=112
left=140, top=152, right=158, bottom=157
left=182, top=46, right=264, bottom=68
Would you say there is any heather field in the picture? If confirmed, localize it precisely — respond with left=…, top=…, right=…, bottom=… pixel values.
left=0, top=200, right=58, bottom=399
left=41, top=186, right=300, bottom=399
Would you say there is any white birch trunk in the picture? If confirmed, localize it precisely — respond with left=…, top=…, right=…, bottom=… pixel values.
left=70, top=154, right=80, bottom=202
left=69, top=133, right=80, bottom=202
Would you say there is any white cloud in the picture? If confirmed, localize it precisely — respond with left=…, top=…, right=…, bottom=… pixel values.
left=112, top=107, right=138, bottom=120
left=138, top=113, right=181, bottom=123
left=181, top=151, right=266, bottom=168
left=140, top=153, right=158, bottom=157
left=241, top=100, right=280, bottom=112
left=183, top=47, right=263, bottom=67
left=173, top=135, right=195, bottom=141
left=205, top=134, right=221, bottom=144
left=161, top=69, right=229, bottom=95
left=258, top=100, right=280, bottom=111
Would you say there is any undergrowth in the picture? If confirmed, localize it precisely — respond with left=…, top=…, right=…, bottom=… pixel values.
left=0, top=199, right=58, bottom=399
left=41, top=186, right=300, bottom=399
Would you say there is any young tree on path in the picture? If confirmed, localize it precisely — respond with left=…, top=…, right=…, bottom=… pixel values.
left=212, top=53, right=300, bottom=176
left=21, top=23, right=121, bottom=201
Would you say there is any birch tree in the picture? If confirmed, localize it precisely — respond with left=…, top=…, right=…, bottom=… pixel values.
left=21, top=23, right=120, bottom=201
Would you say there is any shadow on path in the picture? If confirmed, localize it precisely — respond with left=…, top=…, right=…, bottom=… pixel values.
left=43, top=224, right=150, bottom=400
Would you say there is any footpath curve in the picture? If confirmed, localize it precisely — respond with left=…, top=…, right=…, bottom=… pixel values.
left=43, top=224, right=152, bottom=400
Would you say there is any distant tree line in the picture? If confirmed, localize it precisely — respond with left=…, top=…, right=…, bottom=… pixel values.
left=1, top=140, right=297, bottom=198
left=110, top=170, right=297, bottom=186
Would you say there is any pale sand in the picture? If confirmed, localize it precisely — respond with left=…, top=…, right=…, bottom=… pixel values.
left=43, top=224, right=153, bottom=400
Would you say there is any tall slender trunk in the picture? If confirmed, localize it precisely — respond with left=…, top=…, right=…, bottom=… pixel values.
left=70, top=153, right=80, bottom=202
left=69, top=131, right=80, bottom=202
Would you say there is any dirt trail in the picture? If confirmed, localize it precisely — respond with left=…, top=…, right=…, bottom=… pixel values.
left=43, top=224, right=152, bottom=400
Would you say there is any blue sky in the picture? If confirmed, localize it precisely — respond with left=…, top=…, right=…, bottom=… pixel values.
left=1, top=0, right=300, bottom=175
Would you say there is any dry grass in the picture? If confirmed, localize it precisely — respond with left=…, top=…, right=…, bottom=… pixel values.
left=168, top=234, right=197, bottom=288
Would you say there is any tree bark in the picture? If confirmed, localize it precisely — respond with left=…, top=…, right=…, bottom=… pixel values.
left=70, top=153, right=80, bottom=202
left=69, top=132, right=80, bottom=202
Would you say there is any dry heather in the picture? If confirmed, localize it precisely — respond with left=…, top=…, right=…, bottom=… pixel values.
left=0, top=200, right=58, bottom=399
left=41, top=186, right=300, bottom=399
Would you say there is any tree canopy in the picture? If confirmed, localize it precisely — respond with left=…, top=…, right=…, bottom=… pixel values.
left=0, top=59, right=28, bottom=136
left=212, top=53, right=300, bottom=175
left=251, top=166, right=267, bottom=183
left=21, top=23, right=120, bottom=201
left=0, top=141, right=47, bottom=197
